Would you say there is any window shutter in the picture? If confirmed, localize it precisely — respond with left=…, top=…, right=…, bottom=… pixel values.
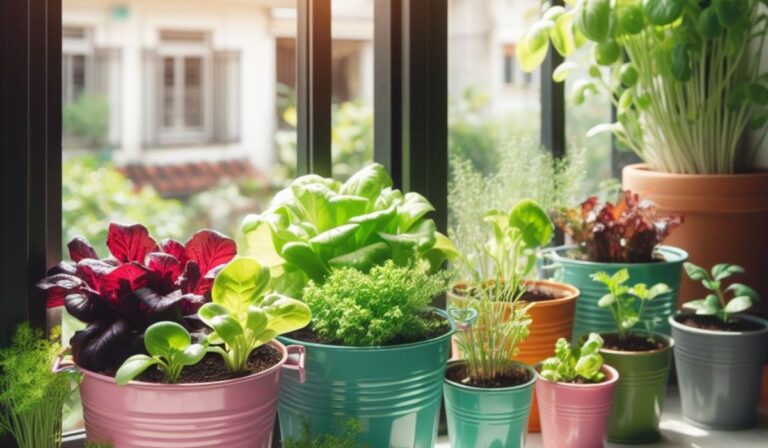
left=213, top=50, right=241, bottom=144
left=94, top=48, right=122, bottom=146
left=143, top=49, right=159, bottom=147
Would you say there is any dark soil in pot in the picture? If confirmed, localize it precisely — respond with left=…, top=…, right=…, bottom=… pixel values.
left=445, top=363, right=532, bottom=388
left=451, top=284, right=559, bottom=302
left=602, top=334, right=666, bottom=352
left=287, top=310, right=451, bottom=346
left=100, top=345, right=281, bottom=384
left=677, top=314, right=764, bottom=332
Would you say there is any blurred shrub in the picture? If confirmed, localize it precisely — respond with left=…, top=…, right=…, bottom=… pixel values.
left=63, top=95, right=109, bottom=149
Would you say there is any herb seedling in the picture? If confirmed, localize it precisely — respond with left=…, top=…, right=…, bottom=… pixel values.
left=115, top=322, right=206, bottom=385
left=540, top=333, right=605, bottom=383
left=682, top=262, right=759, bottom=323
left=591, top=268, right=669, bottom=341
left=199, top=257, right=311, bottom=372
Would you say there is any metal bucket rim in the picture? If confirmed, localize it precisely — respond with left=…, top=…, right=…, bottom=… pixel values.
left=533, top=364, right=619, bottom=389
left=443, top=359, right=537, bottom=392
left=278, top=307, right=456, bottom=352
left=669, top=313, right=768, bottom=337
left=544, top=245, right=688, bottom=268
left=77, top=339, right=288, bottom=390
left=597, top=332, right=674, bottom=356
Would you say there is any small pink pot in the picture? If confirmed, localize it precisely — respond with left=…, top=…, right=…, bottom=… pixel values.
left=535, top=365, right=619, bottom=448
left=54, top=340, right=305, bottom=448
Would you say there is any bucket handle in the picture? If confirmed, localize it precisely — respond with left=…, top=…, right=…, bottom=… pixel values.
left=283, top=344, right=306, bottom=384
left=52, top=355, right=79, bottom=374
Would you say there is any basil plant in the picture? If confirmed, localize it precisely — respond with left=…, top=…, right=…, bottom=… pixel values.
left=198, top=257, right=311, bottom=373
left=683, top=262, right=759, bottom=323
left=519, top=0, right=768, bottom=174
left=540, top=333, right=605, bottom=383
left=242, top=163, right=457, bottom=295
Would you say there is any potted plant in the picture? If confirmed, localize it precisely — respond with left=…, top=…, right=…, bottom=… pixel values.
left=670, top=262, right=768, bottom=429
left=41, top=225, right=311, bottom=447
left=279, top=261, right=454, bottom=447
left=518, top=0, right=768, bottom=308
left=536, top=333, right=618, bottom=448
left=590, top=268, right=673, bottom=443
left=0, top=324, right=78, bottom=448
left=444, top=272, right=535, bottom=448
left=449, top=199, right=579, bottom=432
left=548, top=191, right=686, bottom=341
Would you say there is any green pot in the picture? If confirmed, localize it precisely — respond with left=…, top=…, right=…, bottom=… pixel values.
left=443, top=361, right=536, bottom=448
left=600, top=333, right=674, bottom=444
left=277, top=308, right=454, bottom=448
left=544, top=245, right=687, bottom=342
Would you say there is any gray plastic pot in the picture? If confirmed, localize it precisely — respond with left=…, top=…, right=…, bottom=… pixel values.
left=670, top=314, right=768, bottom=429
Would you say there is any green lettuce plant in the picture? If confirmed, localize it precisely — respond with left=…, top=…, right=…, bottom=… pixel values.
left=242, top=163, right=457, bottom=296
left=540, top=333, right=606, bottom=383
left=453, top=199, right=555, bottom=303
left=518, top=0, right=768, bottom=174
left=591, top=268, right=670, bottom=341
left=199, top=257, right=311, bottom=372
left=115, top=322, right=206, bottom=385
left=682, top=262, right=759, bottom=322
left=0, top=324, right=78, bottom=448
left=302, top=260, right=450, bottom=347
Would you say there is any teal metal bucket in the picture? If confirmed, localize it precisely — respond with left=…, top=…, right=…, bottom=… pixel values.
left=277, top=308, right=455, bottom=448
left=543, top=245, right=687, bottom=342
left=443, top=361, right=536, bottom=448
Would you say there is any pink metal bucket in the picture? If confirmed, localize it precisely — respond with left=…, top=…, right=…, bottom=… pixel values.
left=535, top=365, right=619, bottom=448
left=54, top=340, right=305, bottom=448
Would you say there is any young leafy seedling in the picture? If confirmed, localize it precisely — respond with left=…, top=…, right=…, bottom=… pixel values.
left=683, top=262, right=759, bottom=323
left=591, top=268, right=669, bottom=341
left=115, top=321, right=206, bottom=385
left=199, top=257, right=311, bottom=373
left=540, top=333, right=605, bottom=383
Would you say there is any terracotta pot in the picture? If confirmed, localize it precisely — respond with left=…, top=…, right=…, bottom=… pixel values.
left=535, top=365, right=619, bottom=448
left=447, top=279, right=579, bottom=432
left=623, top=164, right=768, bottom=314
left=53, top=340, right=305, bottom=448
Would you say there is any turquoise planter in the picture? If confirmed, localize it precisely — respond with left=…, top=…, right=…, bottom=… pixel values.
left=443, top=361, right=536, bottom=448
left=544, top=245, right=687, bottom=342
left=277, top=308, right=454, bottom=448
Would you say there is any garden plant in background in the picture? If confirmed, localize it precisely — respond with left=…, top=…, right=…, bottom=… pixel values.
left=518, top=0, right=768, bottom=174
left=547, top=191, right=687, bottom=340
left=535, top=333, right=619, bottom=448
left=588, top=269, right=674, bottom=443
left=242, top=163, right=457, bottom=297
left=671, top=263, right=768, bottom=429
left=449, top=198, right=580, bottom=432
left=63, top=95, right=109, bottom=150
left=0, top=324, right=78, bottom=448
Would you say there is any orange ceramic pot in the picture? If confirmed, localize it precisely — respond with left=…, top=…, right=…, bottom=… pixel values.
left=623, top=164, right=768, bottom=315
left=447, top=279, right=579, bottom=432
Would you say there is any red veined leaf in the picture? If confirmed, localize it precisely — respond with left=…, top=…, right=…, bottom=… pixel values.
left=161, top=238, right=188, bottom=265
left=36, top=273, right=89, bottom=308
left=145, top=252, right=183, bottom=293
left=68, top=237, right=99, bottom=262
left=184, top=230, right=236, bottom=277
left=75, top=259, right=117, bottom=293
left=176, top=260, right=201, bottom=295
left=106, top=223, right=159, bottom=263
left=46, top=261, right=77, bottom=277
left=100, top=262, right=154, bottom=305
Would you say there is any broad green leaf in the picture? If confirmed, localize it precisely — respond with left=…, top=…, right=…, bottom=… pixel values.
left=177, top=343, right=206, bottom=366
left=261, top=294, right=312, bottom=335
left=575, top=353, right=603, bottom=378
left=291, top=181, right=336, bottom=233
left=617, top=3, right=645, bottom=35
left=328, top=242, right=392, bottom=272
left=199, top=303, right=244, bottom=345
left=618, top=90, right=634, bottom=114
left=576, top=0, right=611, bottom=42
left=594, top=40, right=621, bottom=66
left=422, top=232, right=460, bottom=270
left=550, top=11, right=577, bottom=56
left=682, top=299, right=707, bottom=312
left=517, top=21, right=553, bottom=72
left=115, top=355, right=158, bottom=385
left=242, top=215, right=285, bottom=268
left=746, top=83, right=768, bottom=106
left=144, top=321, right=191, bottom=358
left=725, top=296, right=755, bottom=313
left=647, top=283, right=670, bottom=299
left=508, top=199, right=554, bottom=248
left=611, top=268, right=630, bottom=285
left=397, top=192, right=435, bottom=232
left=749, top=110, right=768, bottom=130
left=643, top=0, right=686, bottom=26
left=684, top=262, right=709, bottom=281
left=212, top=258, right=271, bottom=318
left=630, top=283, right=648, bottom=299
left=380, top=219, right=437, bottom=253
left=698, top=6, right=723, bottom=39
left=340, top=163, right=393, bottom=202
left=714, top=0, right=749, bottom=28
left=329, top=195, right=369, bottom=225
left=590, top=271, right=612, bottom=285
left=671, top=44, right=692, bottom=82
left=702, top=279, right=721, bottom=291
left=712, top=263, right=744, bottom=281
left=621, top=316, right=639, bottom=329
left=580, top=333, right=604, bottom=356
left=620, top=63, right=639, bottom=86
left=245, top=305, right=269, bottom=335
left=308, top=223, right=360, bottom=257
left=700, top=293, right=721, bottom=315
left=598, top=293, right=616, bottom=307
left=726, top=283, right=759, bottom=301
left=553, top=61, right=579, bottom=82
left=280, top=242, right=330, bottom=283
left=349, top=205, right=398, bottom=246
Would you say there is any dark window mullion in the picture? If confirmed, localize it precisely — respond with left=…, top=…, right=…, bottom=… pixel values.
left=296, top=0, right=332, bottom=177
left=540, top=0, right=565, bottom=159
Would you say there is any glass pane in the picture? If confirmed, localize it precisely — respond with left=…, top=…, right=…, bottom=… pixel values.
left=331, top=0, right=374, bottom=181
left=183, top=56, right=203, bottom=128
left=60, top=0, right=297, bottom=434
